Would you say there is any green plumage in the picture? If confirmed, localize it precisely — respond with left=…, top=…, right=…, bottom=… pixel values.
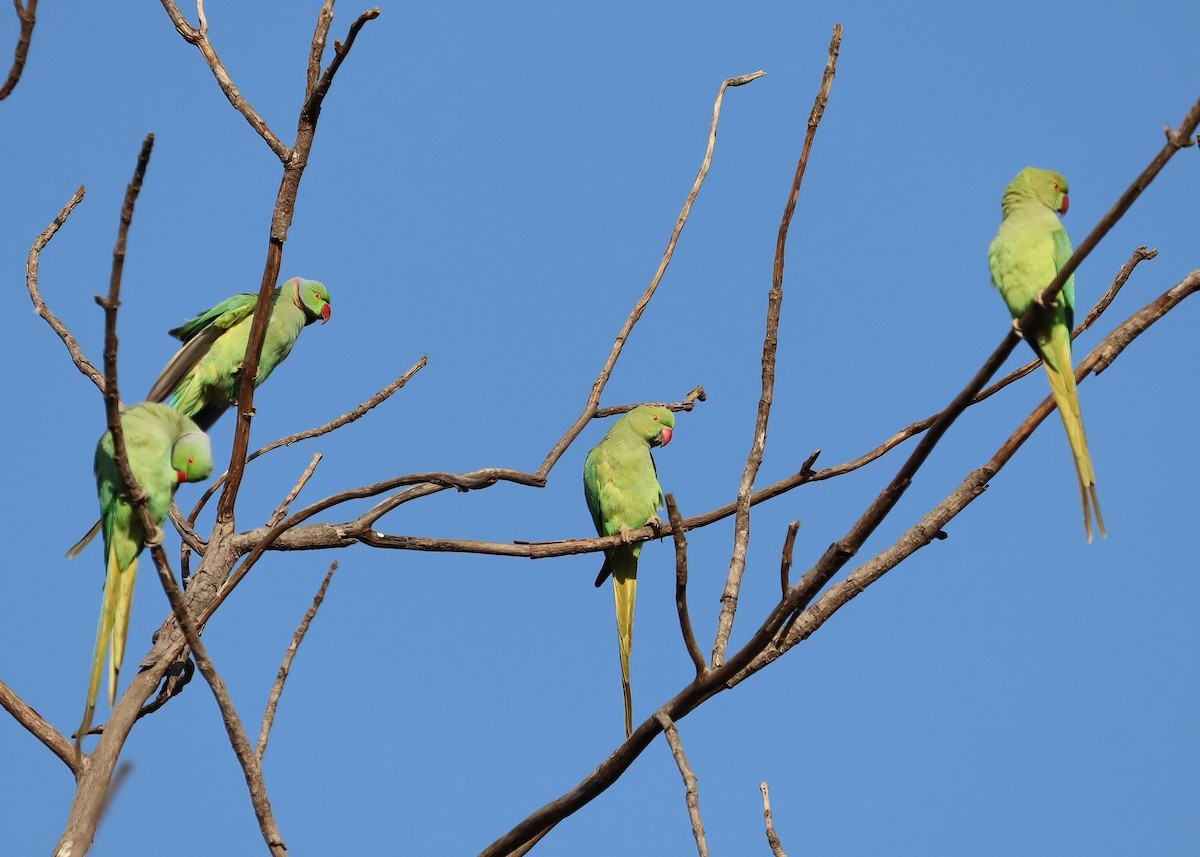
left=146, top=277, right=332, bottom=430
left=66, top=278, right=331, bottom=560
left=77, top=403, right=214, bottom=751
left=583, top=405, right=675, bottom=737
left=988, top=167, right=1105, bottom=541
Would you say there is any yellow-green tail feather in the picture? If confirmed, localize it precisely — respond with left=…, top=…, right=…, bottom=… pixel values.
left=77, top=546, right=128, bottom=751
left=611, top=550, right=638, bottom=738
left=109, top=555, right=139, bottom=706
left=1042, top=328, right=1106, bottom=542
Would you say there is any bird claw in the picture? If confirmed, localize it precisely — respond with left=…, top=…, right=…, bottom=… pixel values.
left=143, top=526, right=165, bottom=549
left=645, top=515, right=663, bottom=535
left=1010, top=317, right=1027, bottom=339
left=617, top=526, right=635, bottom=545
left=1034, top=289, right=1059, bottom=310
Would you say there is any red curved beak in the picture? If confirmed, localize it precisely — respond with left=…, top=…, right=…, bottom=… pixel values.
left=321, top=303, right=332, bottom=323
left=1060, top=194, right=1069, bottom=215
left=659, top=426, right=673, bottom=447
left=176, top=470, right=189, bottom=483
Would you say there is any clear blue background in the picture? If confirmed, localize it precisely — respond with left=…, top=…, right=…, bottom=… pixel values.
left=2, top=2, right=1198, bottom=855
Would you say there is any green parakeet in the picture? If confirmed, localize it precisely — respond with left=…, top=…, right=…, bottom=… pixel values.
left=988, top=167, right=1105, bottom=541
left=78, top=403, right=214, bottom=748
left=146, top=276, right=332, bottom=431
left=583, top=405, right=675, bottom=737
left=66, top=277, right=330, bottom=560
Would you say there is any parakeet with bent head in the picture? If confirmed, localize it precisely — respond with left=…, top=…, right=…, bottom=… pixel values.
left=988, top=167, right=1105, bottom=541
left=77, top=403, right=214, bottom=750
left=583, top=404, right=675, bottom=737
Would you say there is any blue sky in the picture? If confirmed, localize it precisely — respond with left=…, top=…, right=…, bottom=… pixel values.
left=2, top=2, right=1198, bottom=855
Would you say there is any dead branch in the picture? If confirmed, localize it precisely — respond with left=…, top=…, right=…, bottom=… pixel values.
left=534, top=71, right=764, bottom=479
left=665, top=494, right=706, bottom=679
left=655, top=712, right=709, bottom=857
left=712, top=24, right=841, bottom=669
left=258, top=563, right=337, bottom=762
left=0, top=0, right=36, bottom=100
left=0, top=677, right=77, bottom=775
left=25, top=186, right=105, bottom=392
left=759, top=782, right=788, bottom=857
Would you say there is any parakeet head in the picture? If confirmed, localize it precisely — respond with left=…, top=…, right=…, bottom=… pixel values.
left=1012, top=167, right=1070, bottom=215
left=290, top=278, right=332, bottom=325
left=172, top=431, right=214, bottom=484
left=624, top=405, right=675, bottom=447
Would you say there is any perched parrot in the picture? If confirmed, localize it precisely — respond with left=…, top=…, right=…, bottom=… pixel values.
left=988, top=167, right=1105, bottom=541
left=77, top=403, right=214, bottom=749
left=66, top=277, right=331, bottom=559
left=145, top=276, right=332, bottom=431
left=583, top=404, right=675, bottom=737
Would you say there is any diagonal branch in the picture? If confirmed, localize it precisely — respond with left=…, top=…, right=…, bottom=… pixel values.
left=712, top=24, right=840, bottom=668
left=655, top=712, right=709, bottom=857
left=258, top=562, right=337, bottom=762
left=0, top=676, right=78, bottom=775
left=0, top=0, right=36, bottom=100
left=25, top=186, right=105, bottom=391
left=534, top=70, right=765, bottom=480
left=666, top=494, right=706, bottom=679
left=760, top=782, right=788, bottom=857
left=158, top=0, right=290, bottom=159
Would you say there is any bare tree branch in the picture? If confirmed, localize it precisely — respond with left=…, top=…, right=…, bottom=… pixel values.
left=712, top=25, right=841, bottom=669
left=534, top=70, right=765, bottom=480
left=157, top=0, right=290, bottom=159
left=208, top=3, right=379, bottom=530
left=655, top=713, right=709, bottom=857
left=267, top=453, right=323, bottom=527
left=666, top=494, right=706, bottom=679
left=0, top=0, right=36, bottom=100
left=759, top=782, right=788, bottom=857
left=187, top=357, right=427, bottom=525
left=0, top=677, right=78, bottom=775
left=25, top=186, right=105, bottom=392
left=258, top=562, right=337, bottom=762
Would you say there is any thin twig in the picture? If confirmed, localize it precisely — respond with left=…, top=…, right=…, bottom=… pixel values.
left=779, top=522, right=800, bottom=599
left=534, top=70, right=765, bottom=480
left=712, top=28, right=840, bottom=669
left=158, top=0, right=290, bottom=159
left=258, top=562, right=337, bottom=762
left=760, top=782, right=788, bottom=857
left=267, top=453, right=323, bottom=527
left=666, top=495, right=706, bottom=679
left=654, top=712, right=709, bottom=857
left=0, top=677, right=78, bottom=775
left=594, top=384, right=707, bottom=418
left=25, top=186, right=105, bottom=391
left=0, top=0, right=36, bottom=100
left=188, top=357, right=427, bottom=525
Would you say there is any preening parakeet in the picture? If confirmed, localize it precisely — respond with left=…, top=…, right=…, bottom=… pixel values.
left=146, top=277, right=332, bottom=430
left=78, top=403, right=213, bottom=749
left=66, top=277, right=331, bottom=559
left=988, top=167, right=1105, bottom=541
left=583, top=405, right=675, bottom=737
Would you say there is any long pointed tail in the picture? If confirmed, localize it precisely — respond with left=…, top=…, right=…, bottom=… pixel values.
left=77, top=547, right=125, bottom=752
left=611, top=551, right=638, bottom=738
left=109, top=555, right=139, bottom=706
left=1042, top=326, right=1106, bottom=542
left=65, top=518, right=102, bottom=560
